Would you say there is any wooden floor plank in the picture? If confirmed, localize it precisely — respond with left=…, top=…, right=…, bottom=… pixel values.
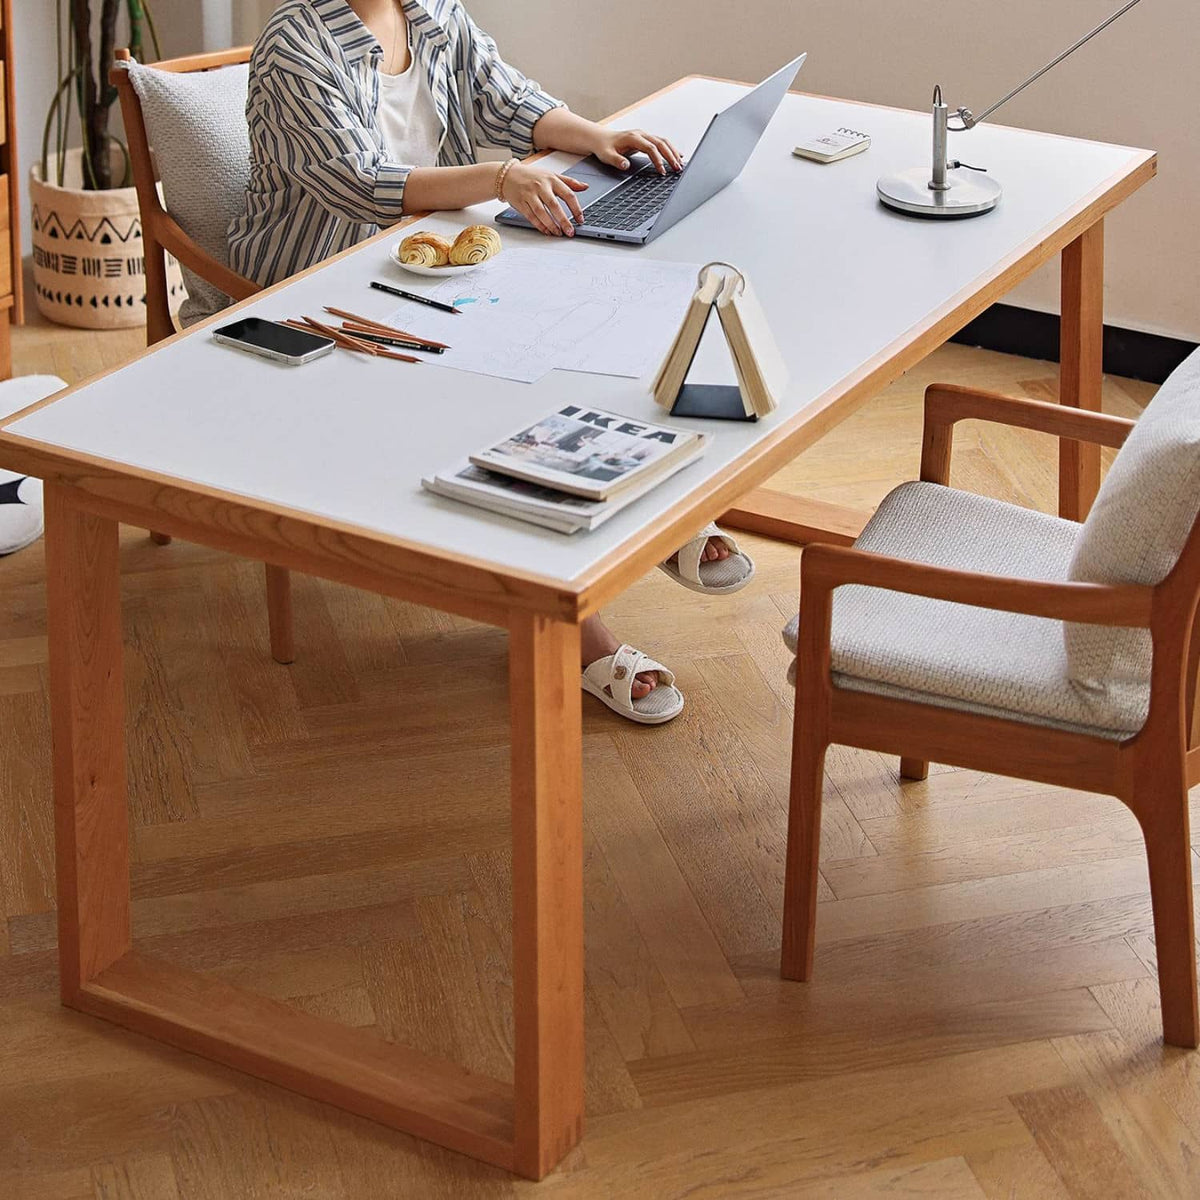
left=1010, top=1084, right=1151, bottom=1200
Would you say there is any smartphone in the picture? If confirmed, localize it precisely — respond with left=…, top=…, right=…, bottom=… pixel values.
left=212, top=317, right=336, bottom=366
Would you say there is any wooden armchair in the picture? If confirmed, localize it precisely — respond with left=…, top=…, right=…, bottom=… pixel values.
left=110, top=47, right=294, bottom=665
left=781, top=379, right=1200, bottom=1048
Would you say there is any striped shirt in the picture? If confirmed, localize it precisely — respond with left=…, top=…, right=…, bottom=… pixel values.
left=229, top=0, right=562, bottom=288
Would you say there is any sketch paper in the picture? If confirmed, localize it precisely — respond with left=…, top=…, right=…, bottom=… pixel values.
left=386, top=250, right=700, bottom=383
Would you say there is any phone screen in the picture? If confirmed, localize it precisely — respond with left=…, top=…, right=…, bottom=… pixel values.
left=214, top=317, right=333, bottom=359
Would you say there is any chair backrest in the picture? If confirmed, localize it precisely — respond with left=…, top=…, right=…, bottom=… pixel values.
left=111, top=47, right=260, bottom=343
left=1066, top=346, right=1200, bottom=723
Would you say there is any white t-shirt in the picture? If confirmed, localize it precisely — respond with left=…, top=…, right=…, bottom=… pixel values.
left=378, top=52, right=443, bottom=168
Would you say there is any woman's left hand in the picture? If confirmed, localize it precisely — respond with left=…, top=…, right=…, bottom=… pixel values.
left=592, top=128, right=684, bottom=174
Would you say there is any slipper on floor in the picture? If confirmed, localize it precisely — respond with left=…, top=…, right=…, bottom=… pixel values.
left=0, top=375, right=65, bottom=558
left=0, top=473, right=43, bottom=556
left=659, top=522, right=755, bottom=595
left=581, top=643, right=685, bottom=725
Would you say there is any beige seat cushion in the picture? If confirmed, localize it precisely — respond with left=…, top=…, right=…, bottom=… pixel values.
left=782, top=482, right=1149, bottom=740
left=1066, top=346, right=1200, bottom=717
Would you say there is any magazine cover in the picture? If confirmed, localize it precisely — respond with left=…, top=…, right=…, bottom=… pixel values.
left=470, top=405, right=705, bottom=500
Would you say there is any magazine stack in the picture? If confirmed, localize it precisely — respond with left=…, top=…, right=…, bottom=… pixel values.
left=423, top=405, right=708, bottom=534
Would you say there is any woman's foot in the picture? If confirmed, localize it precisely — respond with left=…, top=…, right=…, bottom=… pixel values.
left=660, top=524, right=755, bottom=596
left=665, top=535, right=729, bottom=569
left=582, top=615, right=657, bottom=699
left=580, top=630, right=684, bottom=725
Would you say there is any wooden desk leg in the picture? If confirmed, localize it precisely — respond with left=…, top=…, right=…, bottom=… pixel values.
left=1059, top=221, right=1105, bottom=521
left=265, top=564, right=295, bottom=665
left=508, top=614, right=585, bottom=1180
left=43, top=485, right=132, bottom=1004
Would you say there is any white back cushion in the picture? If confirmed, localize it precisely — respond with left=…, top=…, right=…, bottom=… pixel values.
left=126, top=61, right=251, bottom=327
left=1066, top=346, right=1200, bottom=704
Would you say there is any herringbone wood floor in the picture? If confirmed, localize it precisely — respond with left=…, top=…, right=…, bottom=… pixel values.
left=4, top=299, right=1199, bottom=1199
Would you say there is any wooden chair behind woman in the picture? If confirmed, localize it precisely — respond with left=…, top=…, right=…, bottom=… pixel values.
left=111, top=47, right=294, bottom=664
left=781, top=353, right=1200, bottom=1048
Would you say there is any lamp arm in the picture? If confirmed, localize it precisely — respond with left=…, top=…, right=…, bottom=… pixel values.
left=950, top=0, right=1145, bottom=130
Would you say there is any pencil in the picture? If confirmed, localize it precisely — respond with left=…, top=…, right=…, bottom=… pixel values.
left=283, top=318, right=373, bottom=356
left=303, top=316, right=419, bottom=364
left=370, top=280, right=462, bottom=315
left=289, top=317, right=378, bottom=356
left=340, top=326, right=445, bottom=354
left=322, top=306, right=449, bottom=348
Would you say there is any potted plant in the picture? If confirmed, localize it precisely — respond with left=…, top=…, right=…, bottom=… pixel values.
left=30, top=1, right=184, bottom=329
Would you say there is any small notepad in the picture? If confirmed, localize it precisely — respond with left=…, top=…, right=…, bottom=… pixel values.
left=792, top=127, right=871, bottom=164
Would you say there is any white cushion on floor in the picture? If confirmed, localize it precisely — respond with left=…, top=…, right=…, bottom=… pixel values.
left=0, top=375, right=66, bottom=554
left=782, top=481, right=1149, bottom=740
left=1066, top=345, right=1200, bottom=719
left=0, top=374, right=67, bottom=421
left=125, top=60, right=251, bottom=327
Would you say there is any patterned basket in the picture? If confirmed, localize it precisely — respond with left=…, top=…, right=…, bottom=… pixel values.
left=29, top=149, right=185, bottom=330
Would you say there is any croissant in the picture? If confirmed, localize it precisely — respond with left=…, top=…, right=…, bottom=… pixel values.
left=449, top=224, right=503, bottom=266
left=399, top=231, right=453, bottom=267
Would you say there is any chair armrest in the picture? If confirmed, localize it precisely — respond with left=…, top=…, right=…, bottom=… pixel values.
left=153, top=215, right=260, bottom=303
left=920, top=384, right=1136, bottom=486
left=801, top=542, right=1153, bottom=627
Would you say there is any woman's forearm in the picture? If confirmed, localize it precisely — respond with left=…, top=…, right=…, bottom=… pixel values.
left=400, top=162, right=504, bottom=214
left=531, top=107, right=605, bottom=156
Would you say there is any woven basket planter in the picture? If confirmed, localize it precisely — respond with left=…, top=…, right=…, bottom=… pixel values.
left=29, top=148, right=185, bottom=330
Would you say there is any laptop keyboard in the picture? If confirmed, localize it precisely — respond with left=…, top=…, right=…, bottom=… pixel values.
left=581, top=167, right=683, bottom=231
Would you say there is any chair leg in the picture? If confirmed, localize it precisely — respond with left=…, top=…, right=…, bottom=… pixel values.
left=781, top=725, right=828, bottom=982
left=900, top=757, right=929, bottom=781
left=265, top=564, right=295, bottom=666
left=1140, top=795, right=1199, bottom=1049
left=149, top=531, right=172, bottom=545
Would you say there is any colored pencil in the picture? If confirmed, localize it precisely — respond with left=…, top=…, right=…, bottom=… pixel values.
left=322, top=306, right=449, bottom=348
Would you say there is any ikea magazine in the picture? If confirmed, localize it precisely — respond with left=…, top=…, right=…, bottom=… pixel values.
left=424, top=440, right=707, bottom=534
left=469, top=405, right=707, bottom=501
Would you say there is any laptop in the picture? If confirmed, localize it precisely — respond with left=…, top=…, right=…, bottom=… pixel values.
left=495, top=54, right=806, bottom=245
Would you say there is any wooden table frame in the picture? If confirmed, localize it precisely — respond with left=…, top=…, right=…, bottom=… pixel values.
left=43, top=482, right=582, bottom=1178
left=0, top=77, right=1155, bottom=1182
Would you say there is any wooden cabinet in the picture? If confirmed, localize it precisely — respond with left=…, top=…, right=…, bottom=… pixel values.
left=0, top=0, right=21, bottom=379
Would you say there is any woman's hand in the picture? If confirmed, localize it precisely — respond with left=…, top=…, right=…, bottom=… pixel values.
left=592, top=128, right=684, bottom=174
left=504, top=161, right=589, bottom=237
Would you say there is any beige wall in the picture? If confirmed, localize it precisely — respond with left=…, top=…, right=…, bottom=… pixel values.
left=14, top=1, right=1198, bottom=339
left=467, top=0, right=1198, bottom=342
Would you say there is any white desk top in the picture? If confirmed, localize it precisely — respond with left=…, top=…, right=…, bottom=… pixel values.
left=3, top=78, right=1151, bottom=591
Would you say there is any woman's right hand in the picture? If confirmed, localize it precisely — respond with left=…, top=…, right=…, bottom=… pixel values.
left=503, top=161, right=589, bottom=237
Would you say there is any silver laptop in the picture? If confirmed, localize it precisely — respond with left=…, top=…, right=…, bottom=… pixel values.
left=496, top=54, right=806, bottom=245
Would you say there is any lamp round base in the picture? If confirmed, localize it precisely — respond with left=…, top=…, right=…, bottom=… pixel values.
left=877, top=167, right=1002, bottom=218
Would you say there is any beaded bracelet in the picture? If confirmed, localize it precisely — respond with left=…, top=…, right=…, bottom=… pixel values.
left=494, top=158, right=518, bottom=202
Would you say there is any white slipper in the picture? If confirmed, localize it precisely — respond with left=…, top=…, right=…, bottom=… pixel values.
left=659, top=522, right=755, bottom=595
left=0, top=472, right=44, bottom=556
left=581, top=643, right=685, bottom=725
left=0, top=375, right=64, bottom=558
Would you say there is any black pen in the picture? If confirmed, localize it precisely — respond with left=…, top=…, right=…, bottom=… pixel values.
left=370, top=280, right=462, bottom=315
left=345, top=329, right=447, bottom=354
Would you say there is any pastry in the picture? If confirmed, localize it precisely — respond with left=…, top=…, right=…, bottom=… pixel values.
left=399, top=231, right=453, bottom=267
left=449, top=224, right=503, bottom=266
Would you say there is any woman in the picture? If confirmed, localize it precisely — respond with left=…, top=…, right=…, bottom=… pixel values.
left=230, top=0, right=754, bottom=723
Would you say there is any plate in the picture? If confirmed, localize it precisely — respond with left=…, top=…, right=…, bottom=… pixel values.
left=389, top=245, right=484, bottom=276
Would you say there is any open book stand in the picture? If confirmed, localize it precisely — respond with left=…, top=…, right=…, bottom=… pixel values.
left=668, top=268, right=758, bottom=423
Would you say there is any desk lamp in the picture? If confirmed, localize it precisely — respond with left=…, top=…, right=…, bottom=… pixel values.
left=877, top=0, right=1145, bottom=218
